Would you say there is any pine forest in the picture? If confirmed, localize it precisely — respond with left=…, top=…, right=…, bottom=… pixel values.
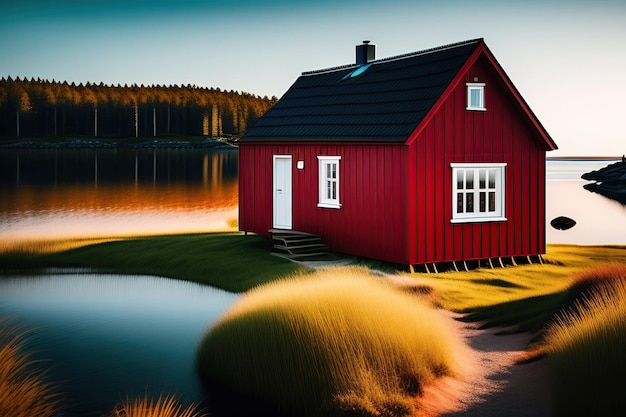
left=0, top=77, right=277, bottom=140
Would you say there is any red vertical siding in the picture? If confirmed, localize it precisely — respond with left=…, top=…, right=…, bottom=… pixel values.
left=406, top=55, right=549, bottom=264
left=239, top=141, right=410, bottom=264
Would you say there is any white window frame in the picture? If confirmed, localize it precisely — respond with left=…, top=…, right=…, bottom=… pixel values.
left=317, top=156, right=341, bottom=209
left=451, top=163, right=506, bottom=223
left=466, top=82, right=486, bottom=111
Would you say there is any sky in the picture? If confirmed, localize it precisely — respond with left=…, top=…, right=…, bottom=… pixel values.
left=1, top=0, right=625, bottom=156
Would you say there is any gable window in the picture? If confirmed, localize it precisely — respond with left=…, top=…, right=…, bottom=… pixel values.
left=318, top=156, right=341, bottom=209
left=451, top=163, right=506, bottom=223
left=466, top=83, right=486, bottom=111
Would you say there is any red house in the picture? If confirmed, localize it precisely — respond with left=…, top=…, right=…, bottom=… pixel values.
left=239, top=38, right=557, bottom=269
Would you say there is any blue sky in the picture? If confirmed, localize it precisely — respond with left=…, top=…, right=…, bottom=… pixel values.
left=1, top=0, right=625, bottom=156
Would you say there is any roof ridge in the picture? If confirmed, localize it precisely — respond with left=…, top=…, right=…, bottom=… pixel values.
left=302, top=38, right=483, bottom=76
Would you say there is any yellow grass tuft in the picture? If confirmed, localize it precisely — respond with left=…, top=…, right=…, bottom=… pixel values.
left=542, top=264, right=626, bottom=416
left=110, top=394, right=206, bottom=417
left=197, top=266, right=461, bottom=417
left=0, top=317, right=60, bottom=417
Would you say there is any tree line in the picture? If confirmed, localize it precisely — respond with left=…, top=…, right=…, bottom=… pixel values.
left=0, top=77, right=277, bottom=139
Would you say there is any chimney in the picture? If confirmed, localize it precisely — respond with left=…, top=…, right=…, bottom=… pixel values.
left=356, top=40, right=375, bottom=65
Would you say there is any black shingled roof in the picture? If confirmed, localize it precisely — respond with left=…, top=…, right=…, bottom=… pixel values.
left=241, top=38, right=483, bottom=143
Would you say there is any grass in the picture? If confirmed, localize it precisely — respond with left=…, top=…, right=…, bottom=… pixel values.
left=408, top=245, right=626, bottom=332
left=0, top=233, right=307, bottom=293
left=197, top=266, right=461, bottom=417
left=0, top=317, right=60, bottom=417
left=541, top=264, right=626, bottom=416
left=110, top=394, right=206, bottom=417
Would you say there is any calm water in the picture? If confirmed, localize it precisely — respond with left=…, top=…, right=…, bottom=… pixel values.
left=0, top=147, right=238, bottom=251
left=546, top=159, right=626, bottom=245
left=0, top=271, right=238, bottom=416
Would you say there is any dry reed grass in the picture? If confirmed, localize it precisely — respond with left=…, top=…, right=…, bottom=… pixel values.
left=0, top=317, right=60, bottom=417
left=542, top=263, right=626, bottom=416
left=110, top=394, right=206, bottom=417
left=197, top=266, right=461, bottom=417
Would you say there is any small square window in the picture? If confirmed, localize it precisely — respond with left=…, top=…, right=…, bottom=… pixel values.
left=466, top=83, right=486, bottom=111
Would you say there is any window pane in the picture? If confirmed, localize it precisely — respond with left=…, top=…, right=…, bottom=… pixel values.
left=331, top=163, right=337, bottom=179
left=470, top=89, right=481, bottom=107
left=457, top=170, right=464, bottom=190
left=466, top=170, right=474, bottom=189
left=326, top=164, right=331, bottom=179
left=479, top=192, right=486, bottom=212
left=466, top=193, right=474, bottom=212
left=488, top=169, right=496, bottom=188
left=326, top=181, right=331, bottom=199
left=332, top=182, right=336, bottom=200
left=489, top=192, right=496, bottom=212
left=479, top=169, right=486, bottom=189
left=457, top=193, right=464, bottom=213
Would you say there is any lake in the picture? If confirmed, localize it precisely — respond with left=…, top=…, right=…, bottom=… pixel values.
left=0, top=147, right=239, bottom=252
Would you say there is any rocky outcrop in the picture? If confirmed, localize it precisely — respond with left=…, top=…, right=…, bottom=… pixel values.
left=582, top=157, right=626, bottom=205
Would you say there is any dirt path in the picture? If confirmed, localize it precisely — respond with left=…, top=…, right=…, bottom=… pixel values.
left=417, top=311, right=553, bottom=417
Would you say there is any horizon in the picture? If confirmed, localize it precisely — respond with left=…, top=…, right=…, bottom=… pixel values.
left=1, top=0, right=625, bottom=156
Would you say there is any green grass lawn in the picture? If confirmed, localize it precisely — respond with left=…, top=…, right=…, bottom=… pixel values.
left=0, top=233, right=307, bottom=293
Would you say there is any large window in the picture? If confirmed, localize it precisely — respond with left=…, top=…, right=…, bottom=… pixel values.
left=451, top=163, right=506, bottom=223
left=318, top=156, right=341, bottom=209
left=466, top=82, right=486, bottom=111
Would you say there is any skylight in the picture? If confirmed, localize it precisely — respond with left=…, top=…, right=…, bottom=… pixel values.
left=342, top=63, right=372, bottom=80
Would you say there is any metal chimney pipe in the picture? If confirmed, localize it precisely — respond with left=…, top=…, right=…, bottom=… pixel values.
left=356, top=40, right=375, bottom=65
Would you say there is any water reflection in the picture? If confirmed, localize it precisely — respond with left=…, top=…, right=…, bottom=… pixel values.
left=546, top=159, right=626, bottom=245
left=0, top=272, right=239, bottom=417
left=0, top=148, right=239, bottom=250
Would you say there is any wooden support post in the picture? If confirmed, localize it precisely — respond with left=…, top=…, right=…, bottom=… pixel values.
left=488, top=258, right=494, bottom=269
left=538, top=254, right=544, bottom=264
left=432, top=263, right=438, bottom=274
left=498, top=257, right=504, bottom=268
left=425, top=264, right=431, bottom=274
left=463, top=260, right=469, bottom=271
left=511, top=256, right=517, bottom=266
left=409, top=264, right=416, bottom=274
left=527, top=255, right=533, bottom=265
left=453, top=261, right=459, bottom=272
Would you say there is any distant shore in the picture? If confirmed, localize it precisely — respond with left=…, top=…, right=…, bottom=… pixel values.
left=0, top=136, right=239, bottom=149
left=547, top=155, right=623, bottom=161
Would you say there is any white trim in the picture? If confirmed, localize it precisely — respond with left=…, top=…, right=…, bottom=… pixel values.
left=317, top=156, right=341, bottom=209
left=451, top=163, right=506, bottom=223
left=466, top=82, right=486, bottom=111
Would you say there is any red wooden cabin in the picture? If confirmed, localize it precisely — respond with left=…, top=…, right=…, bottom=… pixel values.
left=239, top=38, right=557, bottom=268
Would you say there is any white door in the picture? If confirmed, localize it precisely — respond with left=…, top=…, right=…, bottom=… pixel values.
left=273, top=155, right=292, bottom=229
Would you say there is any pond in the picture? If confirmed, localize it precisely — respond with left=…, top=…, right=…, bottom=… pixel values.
left=0, top=271, right=238, bottom=416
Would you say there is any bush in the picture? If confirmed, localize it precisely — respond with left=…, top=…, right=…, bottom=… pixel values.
left=544, top=264, right=626, bottom=416
left=197, top=267, right=459, bottom=417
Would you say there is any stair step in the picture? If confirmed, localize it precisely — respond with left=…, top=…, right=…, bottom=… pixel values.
left=272, top=236, right=322, bottom=245
left=274, top=243, right=328, bottom=253
left=268, top=229, right=330, bottom=259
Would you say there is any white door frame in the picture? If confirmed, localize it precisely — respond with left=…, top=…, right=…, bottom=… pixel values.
left=273, top=155, right=292, bottom=229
